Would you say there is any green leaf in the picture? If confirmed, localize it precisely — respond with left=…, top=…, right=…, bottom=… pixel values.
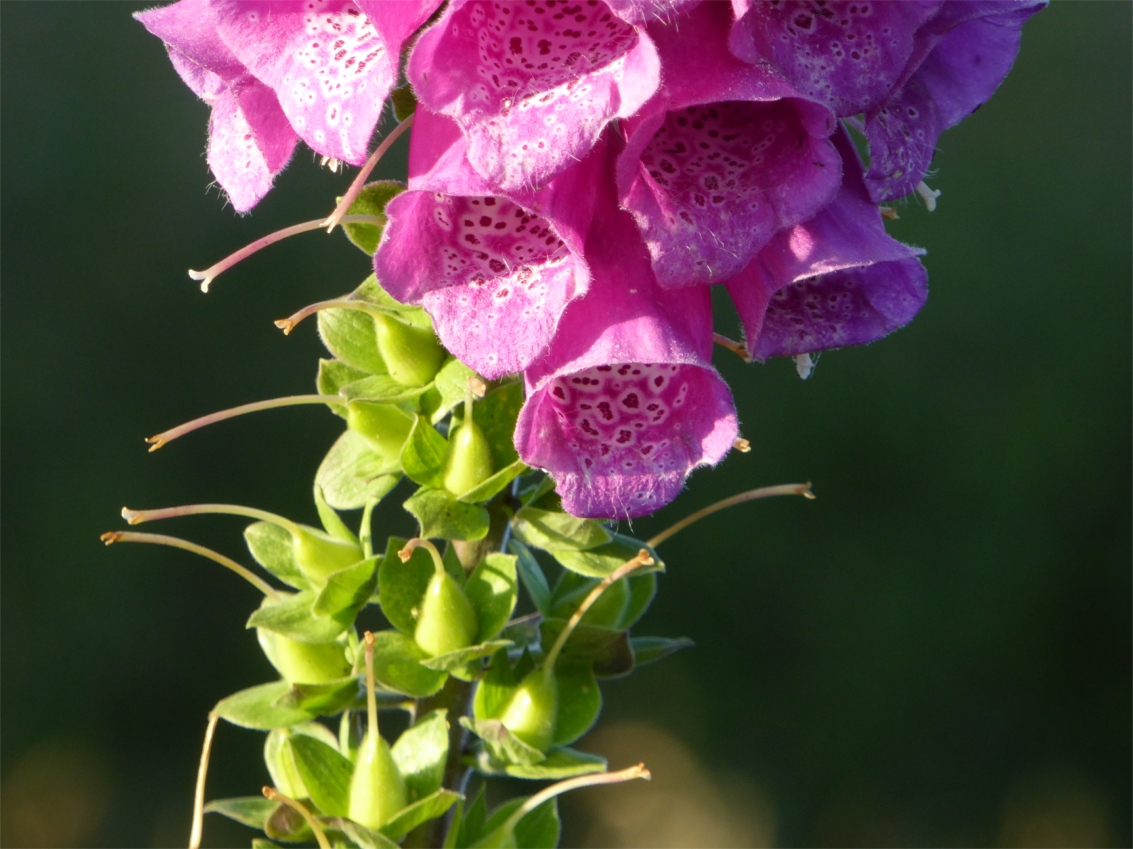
left=389, top=84, right=417, bottom=122
left=550, top=534, right=664, bottom=580
left=390, top=709, right=449, bottom=800
left=425, top=357, right=479, bottom=424
left=369, top=629, right=447, bottom=697
left=475, top=382, right=523, bottom=466
left=288, top=732, right=353, bottom=817
left=318, top=303, right=385, bottom=375
left=214, top=681, right=316, bottom=730
left=510, top=541, right=552, bottom=616
left=401, top=416, right=449, bottom=489
left=419, top=639, right=513, bottom=673
left=248, top=592, right=352, bottom=644
left=630, top=635, right=695, bottom=668
left=539, top=618, right=631, bottom=677
left=475, top=798, right=561, bottom=849
left=551, top=664, right=602, bottom=747
left=404, top=488, right=490, bottom=542
left=341, top=181, right=404, bottom=255
left=325, top=818, right=401, bottom=849
left=316, top=430, right=402, bottom=511
left=457, top=458, right=528, bottom=504
left=466, top=553, right=518, bottom=642
left=204, top=797, right=277, bottom=830
left=312, top=555, right=378, bottom=620
left=454, top=786, right=488, bottom=849
left=459, top=717, right=546, bottom=768
left=381, top=790, right=462, bottom=841
left=252, top=838, right=283, bottom=849
left=501, top=749, right=606, bottom=782
left=339, top=373, right=429, bottom=405
left=272, top=677, right=362, bottom=716
left=377, top=536, right=436, bottom=637
left=314, top=486, right=359, bottom=543
left=471, top=648, right=532, bottom=722
left=317, top=359, right=371, bottom=414
left=618, top=571, right=657, bottom=631
left=500, top=615, right=542, bottom=651
left=511, top=507, right=612, bottom=553
left=245, top=521, right=309, bottom=591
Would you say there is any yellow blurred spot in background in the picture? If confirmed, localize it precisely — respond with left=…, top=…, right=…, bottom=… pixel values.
left=566, top=721, right=776, bottom=848
left=1, top=740, right=113, bottom=848
left=999, top=769, right=1114, bottom=848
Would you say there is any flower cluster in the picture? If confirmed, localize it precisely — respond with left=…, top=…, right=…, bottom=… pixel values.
left=139, top=0, right=1043, bottom=519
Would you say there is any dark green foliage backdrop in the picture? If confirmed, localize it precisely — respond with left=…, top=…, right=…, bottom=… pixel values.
left=2, top=4, right=1129, bottom=847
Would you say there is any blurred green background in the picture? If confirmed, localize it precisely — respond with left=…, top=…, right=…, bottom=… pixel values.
left=2, top=4, right=1129, bottom=847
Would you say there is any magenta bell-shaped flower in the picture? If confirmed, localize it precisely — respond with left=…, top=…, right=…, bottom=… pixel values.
left=727, top=128, right=928, bottom=360
left=374, top=109, right=603, bottom=380
left=516, top=162, right=738, bottom=520
left=618, top=1, right=842, bottom=288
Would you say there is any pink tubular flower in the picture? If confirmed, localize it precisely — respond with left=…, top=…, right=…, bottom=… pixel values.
left=617, top=1, right=841, bottom=288
left=374, top=109, right=602, bottom=380
left=138, top=0, right=440, bottom=210
left=726, top=129, right=927, bottom=360
left=136, top=0, right=299, bottom=212
left=515, top=163, right=738, bottom=519
left=406, top=0, right=668, bottom=192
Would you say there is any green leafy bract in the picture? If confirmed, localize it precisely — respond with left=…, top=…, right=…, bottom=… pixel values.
left=312, top=555, right=378, bottom=621
left=510, top=540, right=552, bottom=616
left=457, top=458, right=528, bottom=504
left=272, top=677, right=362, bottom=715
left=404, top=488, right=490, bottom=541
left=401, top=416, right=449, bottom=489
left=382, top=790, right=463, bottom=841
left=204, top=797, right=278, bottom=830
left=368, top=629, right=447, bottom=697
left=390, top=709, right=449, bottom=801
left=497, top=749, right=607, bottom=782
left=245, top=521, right=309, bottom=591
left=316, top=430, right=401, bottom=511
left=423, top=357, right=478, bottom=424
left=317, top=358, right=371, bottom=408
left=341, top=181, right=405, bottom=255
left=288, top=731, right=353, bottom=817
left=510, top=507, right=612, bottom=553
left=214, top=681, right=317, bottom=730
left=466, top=553, right=518, bottom=642
left=247, top=591, right=354, bottom=644
left=318, top=303, right=385, bottom=375
left=629, top=635, right=696, bottom=669
left=475, top=383, right=523, bottom=466
left=460, top=717, right=546, bottom=768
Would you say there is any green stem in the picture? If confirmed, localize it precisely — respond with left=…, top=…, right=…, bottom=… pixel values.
left=145, top=395, right=343, bottom=451
left=262, top=787, right=331, bottom=849
left=101, top=530, right=281, bottom=601
left=189, top=712, right=219, bottom=849
left=187, top=215, right=382, bottom=293
left=399, top=538, right=446, bottom=579
left=542, top=550, right=653, bottom=674
left=120, top=503, right=303, bottom=538
left=645, top=483, right=816, bottom=549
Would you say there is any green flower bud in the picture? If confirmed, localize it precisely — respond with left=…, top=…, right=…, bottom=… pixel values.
left=347, top=731, right=407, bottom=831
left=415, top=570, right=479, bottom=657
left=374, top=314, right=445, bottom=387
left=292, top=525, right=363, bottom=585
left=498, top=668, right=558, bottom=752
left=442, top=419, right=494, bottom=496
left=257, top=627, right=351, bottom=685
left=346, top=400, right=414, bottom=457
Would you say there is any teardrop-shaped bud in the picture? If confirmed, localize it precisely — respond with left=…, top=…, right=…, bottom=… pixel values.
left=374, top=314, right=445, bottom=387
left=415, top=570, right=479, bottom=657
left=292, top=525, right=363, bottom=585
left=346, top=400, right=415, bottom=457
left=498, top=668, right=558, bottom=752
left=257, top=627, right=351, bottom=685
left=347, top=731, right=407, bottom=831
left=442, top=419, right=494, bottom=497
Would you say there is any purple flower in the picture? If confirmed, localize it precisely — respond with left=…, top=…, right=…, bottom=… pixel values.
left=617, top=1, right=841, bottom=288
left=138, top=0, right=439, bottom=210
left=862, top=0, right=1046, bottom=201
left=515, top=177, right=738, bottom=520
left=211, top=0, right=439, bottom=166
left=406, top=0, right=666, bottom=192
left=374, top=110, right=603, bottom=380
left=136, top=0, right=299, bottom=212
left=728, top=1, right=1045, bottom=202
left=727, top=129, right=927, bottom=360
